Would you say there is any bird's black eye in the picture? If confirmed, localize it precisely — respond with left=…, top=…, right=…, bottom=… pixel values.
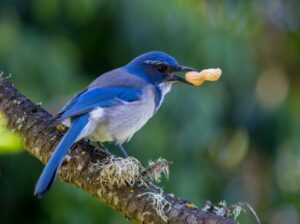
left=157, top=64, right=168, bottom=73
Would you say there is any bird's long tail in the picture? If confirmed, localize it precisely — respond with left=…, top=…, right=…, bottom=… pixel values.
left=34, top=114, right=89, bottom=197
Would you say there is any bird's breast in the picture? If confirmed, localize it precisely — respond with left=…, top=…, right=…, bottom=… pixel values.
left=91, top=85, right=157, bottom=144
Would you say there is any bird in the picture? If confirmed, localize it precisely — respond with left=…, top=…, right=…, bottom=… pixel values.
left=34, top=51, right=196, bottom=197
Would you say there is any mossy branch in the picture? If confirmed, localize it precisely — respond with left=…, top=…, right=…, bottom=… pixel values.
left=0, top=75, right=235, bottom=224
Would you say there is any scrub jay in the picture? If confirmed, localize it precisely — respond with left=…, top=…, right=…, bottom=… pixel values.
left=34, top=51, right=195, bottom=197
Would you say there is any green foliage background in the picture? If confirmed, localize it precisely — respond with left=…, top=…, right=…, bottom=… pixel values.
left=0, top=0, right=300, bottom=223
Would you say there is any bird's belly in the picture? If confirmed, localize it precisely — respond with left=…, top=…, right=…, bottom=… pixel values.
left=91, top=98, right=156, bottom=144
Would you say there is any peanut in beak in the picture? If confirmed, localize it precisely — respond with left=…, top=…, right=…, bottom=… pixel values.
left=185, top=68, right=222, bottom=86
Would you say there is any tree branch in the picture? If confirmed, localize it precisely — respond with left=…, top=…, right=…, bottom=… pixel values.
left=0, top=75, right=235, bottom=224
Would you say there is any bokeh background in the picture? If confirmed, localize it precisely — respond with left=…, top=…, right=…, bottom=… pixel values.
left=0, top=0, right=300, bottom=223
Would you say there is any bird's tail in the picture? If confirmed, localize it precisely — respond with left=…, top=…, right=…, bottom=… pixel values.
left=34, top=114, right=89, bottom=197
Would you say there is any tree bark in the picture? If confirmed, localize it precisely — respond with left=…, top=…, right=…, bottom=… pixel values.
left=0, top=75, right=235, bottom=224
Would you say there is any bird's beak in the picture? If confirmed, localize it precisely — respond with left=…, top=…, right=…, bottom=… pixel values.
left=165, top=65, right=197, bottom=84
left=176, top=65, right=197, bottom=72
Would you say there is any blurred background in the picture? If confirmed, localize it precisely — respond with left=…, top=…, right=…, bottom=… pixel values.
left=0, top=0, right=300, bottom=223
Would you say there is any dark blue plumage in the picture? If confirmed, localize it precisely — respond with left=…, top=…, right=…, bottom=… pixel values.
left=34, top=51, right=196, bottom=196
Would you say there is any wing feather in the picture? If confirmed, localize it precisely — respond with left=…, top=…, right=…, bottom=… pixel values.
left=54, top=87, right=141, bottom=123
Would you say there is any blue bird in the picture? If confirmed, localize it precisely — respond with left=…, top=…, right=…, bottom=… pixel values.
left=34, top=51, right=196, bottom=197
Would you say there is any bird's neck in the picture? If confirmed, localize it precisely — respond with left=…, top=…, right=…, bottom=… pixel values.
left=122, top=64, right=173, bottom=109
left=154, top=82, right=173, bottom=110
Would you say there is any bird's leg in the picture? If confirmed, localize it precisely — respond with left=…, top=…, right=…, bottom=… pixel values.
left=118, top=144, right=129, bottom=158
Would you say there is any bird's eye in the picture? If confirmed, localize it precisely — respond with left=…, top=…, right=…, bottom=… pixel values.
left=157, top=64, right=168, bottom=73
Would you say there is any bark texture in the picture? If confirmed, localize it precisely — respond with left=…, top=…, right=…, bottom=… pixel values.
left=0, top=75, right=235, bottom=224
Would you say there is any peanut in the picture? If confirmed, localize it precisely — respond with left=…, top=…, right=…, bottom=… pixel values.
left=185, top=68, right=222, bottom=86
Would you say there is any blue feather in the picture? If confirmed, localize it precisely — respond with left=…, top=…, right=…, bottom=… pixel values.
left=34, top=114, right=89, bottom=197
left=154, top=86, right=162, bottom=108
left=56, top=87, right=141, bottom=122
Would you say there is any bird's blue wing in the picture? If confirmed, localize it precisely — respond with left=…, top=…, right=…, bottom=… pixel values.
left=55, top=87, right=141, bottom=122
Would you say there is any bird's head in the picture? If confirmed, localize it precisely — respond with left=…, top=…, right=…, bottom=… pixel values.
left=124, top=51, right=196, bottom=85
